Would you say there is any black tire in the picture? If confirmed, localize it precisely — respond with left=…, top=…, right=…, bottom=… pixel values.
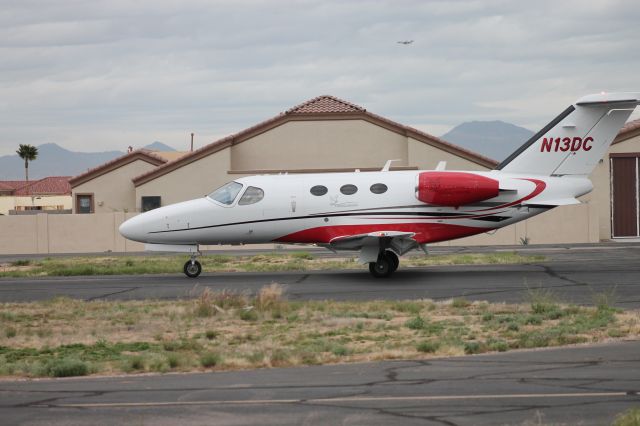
left=183, top=260, right=202, bottom=278
left=385, top=250, right=399, bottom=272
left=369, top=255, right=392, bottom=278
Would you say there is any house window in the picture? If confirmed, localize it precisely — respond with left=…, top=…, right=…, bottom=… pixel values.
left=142, top=196, right=161, bottom=212
left=76, top=194, right=94, bottom=214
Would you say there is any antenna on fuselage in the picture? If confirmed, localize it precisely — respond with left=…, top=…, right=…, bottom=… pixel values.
left=435, top=161, right=447, bottom=171
left=382, top=159, right=402, bottom=172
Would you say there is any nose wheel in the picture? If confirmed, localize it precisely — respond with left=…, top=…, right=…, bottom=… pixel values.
left=183, top=258, right=202, bottom=278
left=369, top=250, right=399, bottom=278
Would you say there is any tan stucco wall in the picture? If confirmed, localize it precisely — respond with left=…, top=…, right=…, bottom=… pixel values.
left=435, top=203, right=598, bottom=246
left=0, top=195, right=71, bottom=215
left=0, top=205, right=597, bottom=255
left=135, top=149, right=231, bottom=209
left=72, top=160, right=158, bottom=213
left=0, top=213, right=144, bottom=255
left=407, top=138, right=489, bottom=171
left=230, top=120, right=409, bottom=170
left=585, top=134, right=640, bottom=240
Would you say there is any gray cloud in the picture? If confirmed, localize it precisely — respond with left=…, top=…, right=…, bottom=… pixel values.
left=1, top=0, right=639, bottom=155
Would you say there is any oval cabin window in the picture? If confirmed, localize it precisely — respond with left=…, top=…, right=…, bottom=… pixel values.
left=370, top=183, right=388, bottom=194
left=340, top=184, right=358, bottom=195
left=310, top=185, right=328, bottom=196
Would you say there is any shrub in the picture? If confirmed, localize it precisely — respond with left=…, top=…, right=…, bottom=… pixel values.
left=45, top=358, right=89, bottom=377
left=464, top=341, right=482, bottom=354
left=10, top=259, right=30, bottom=267
left=331, top=345, right=350, bottom=357
left=205, top=330, right=218, bottom=340
left=451, top=298, right=470, bottom=308
left=482, top=313, right=494, bottom=322
left=194, top=288, right=215, bottom=317
left=128, top=356, right=145, bottom=371
left=240, top=308, right=258, bottom=321
left=5, top=327, right=17, bottom=338
left=416, top=341, right=439, bottom=353
left=200, top=352, right=221, bottom=368
left=166, top=353, right=180, bottom=368
left=489, top=340, right=509, bottom=352
left=613, top=408, right=640, bottom=426
left=255, top=283, right=287, bottom=312
left=405, top=316, right=425, bottom=330
left=527, top=288, right=559, bottom=314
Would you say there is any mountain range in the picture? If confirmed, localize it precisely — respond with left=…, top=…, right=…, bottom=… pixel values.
left=441, top=121, right=534, bottom=162
left=0, top=142, right=176, bottom=180
left=0, top=121, right=531, bottom=180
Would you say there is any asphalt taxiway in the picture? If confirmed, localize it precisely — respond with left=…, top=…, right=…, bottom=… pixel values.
left=1, top=341, right=639, bottom=425
left=1, top=244, right=639, bottom=307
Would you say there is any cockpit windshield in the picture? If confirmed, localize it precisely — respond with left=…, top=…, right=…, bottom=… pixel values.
left=207, top=181, right=243, bottom=205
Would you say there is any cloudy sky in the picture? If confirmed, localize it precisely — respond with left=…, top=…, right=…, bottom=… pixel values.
left=1, top=0, right=639, bottom=155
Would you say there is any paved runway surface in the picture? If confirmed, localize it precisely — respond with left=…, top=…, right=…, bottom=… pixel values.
left=1, top=244, right=640, bottom=308
left=1, top=341, right=639, bottom=425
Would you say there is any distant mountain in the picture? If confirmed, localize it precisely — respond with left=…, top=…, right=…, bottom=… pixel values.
left=144, top=141, right=176, bottom=151
left=441, top=121, right=534, bottom=162
left=0, top=142, right=176, bottom=180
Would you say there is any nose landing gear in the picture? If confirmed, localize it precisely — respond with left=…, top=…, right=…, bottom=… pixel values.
left=368, top=250, right=399, bottom=278
left=183, top=254, right=202, bottom=278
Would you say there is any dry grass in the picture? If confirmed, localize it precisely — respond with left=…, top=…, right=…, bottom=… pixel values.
left=0, top=252, right=545, bottom=277
left=0, top=284, right=637, bottom=378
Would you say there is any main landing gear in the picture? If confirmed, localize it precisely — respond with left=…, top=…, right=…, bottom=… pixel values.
left=368, top=250, right=399, bottom=278
left=183, top=254, right=202, bottom=278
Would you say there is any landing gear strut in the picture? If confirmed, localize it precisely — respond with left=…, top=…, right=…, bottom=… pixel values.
left=183, top=254, right=202, bottom=278
left=369, top=250, right=399, bottom=278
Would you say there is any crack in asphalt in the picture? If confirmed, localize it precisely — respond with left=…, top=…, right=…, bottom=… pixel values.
left=84, top=287, right=140, bottom=301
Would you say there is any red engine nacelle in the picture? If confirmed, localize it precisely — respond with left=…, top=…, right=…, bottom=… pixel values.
left=416, top=172, right=499, bottom=207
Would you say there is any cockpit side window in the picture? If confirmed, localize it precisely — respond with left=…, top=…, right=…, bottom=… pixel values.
left=238, top=186, right=264, bottom=205
left=208, top=181, right=243, bottom=205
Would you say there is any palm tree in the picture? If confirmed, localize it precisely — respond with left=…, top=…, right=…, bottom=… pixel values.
left=16, top=144, right=38, bottom=183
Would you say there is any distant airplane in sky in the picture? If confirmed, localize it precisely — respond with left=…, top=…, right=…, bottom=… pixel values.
left=397, top=40, right=414, bottom=45
left=120, top=93, right=640, bottom=278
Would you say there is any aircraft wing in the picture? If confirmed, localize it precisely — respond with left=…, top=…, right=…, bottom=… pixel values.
left=328, top=231, right=418, bottom=263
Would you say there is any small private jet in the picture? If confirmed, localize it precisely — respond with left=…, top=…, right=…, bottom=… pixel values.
left=120, top=92, right=640, bottom=278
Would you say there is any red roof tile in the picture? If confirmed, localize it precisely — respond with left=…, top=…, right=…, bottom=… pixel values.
left=286, top=95, right=366, bottom=114
left=0, top=177, right=71, bottom=196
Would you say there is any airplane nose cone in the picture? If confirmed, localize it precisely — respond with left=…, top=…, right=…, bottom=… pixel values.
left=119, top=215, right=147, bottom=242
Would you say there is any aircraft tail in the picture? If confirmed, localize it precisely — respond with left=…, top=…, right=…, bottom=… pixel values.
left=496, top=93, right=640, bottom=176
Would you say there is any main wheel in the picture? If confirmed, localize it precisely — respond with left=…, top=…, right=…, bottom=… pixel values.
left=369, top=255, right=392, bottom=278
left=385, top=250, right=399, bottom=272
left=183, top=260, right=202, bottom=278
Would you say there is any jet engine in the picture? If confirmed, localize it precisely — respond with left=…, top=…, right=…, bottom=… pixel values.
left=416, top=172, right=499, bottom=207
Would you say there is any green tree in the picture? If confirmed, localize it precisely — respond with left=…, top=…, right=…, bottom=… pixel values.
left=16, top=144, right=38, bottom=183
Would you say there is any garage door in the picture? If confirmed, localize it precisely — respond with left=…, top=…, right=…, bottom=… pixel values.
left=611, top=156, right=639, bottom=237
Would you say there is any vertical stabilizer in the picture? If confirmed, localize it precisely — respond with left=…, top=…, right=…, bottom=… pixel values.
left=497, top=93, right=640, bottom=176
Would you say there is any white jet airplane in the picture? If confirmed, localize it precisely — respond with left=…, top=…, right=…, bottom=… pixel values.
left=120, top=92, right=640, bottom=278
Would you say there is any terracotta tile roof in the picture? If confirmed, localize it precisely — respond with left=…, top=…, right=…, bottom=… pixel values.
left=132, top=95, right=498, bottom=186
left=0, top=182, right=14, bottom=192
left=69, top=149, right=168, bottom=187
left=0, top=177, right=71, bottom=196
left=286, top=95, right=366, bottom=114
left=13, top=177, right=71, bottom=195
